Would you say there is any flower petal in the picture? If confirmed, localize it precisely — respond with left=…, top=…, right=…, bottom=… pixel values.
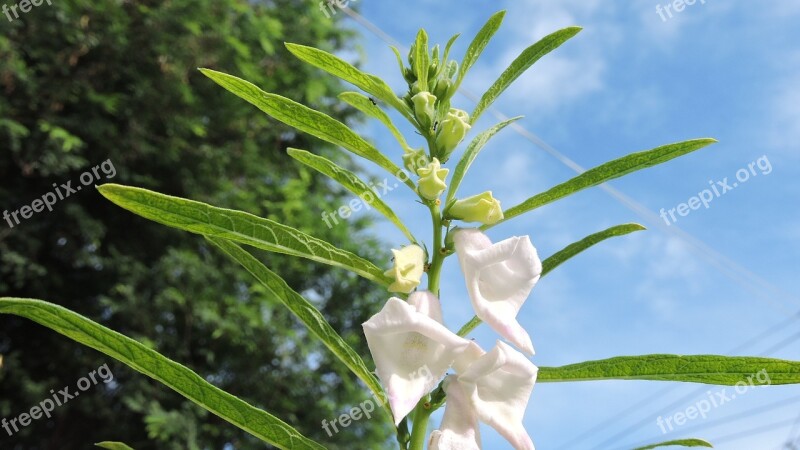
left=362, top=295, right=470, bottom=424
left=459, top=341, right=537, bottom=450
left=385, top=245, right=426, bottom=294
left=454, top=229, right=541, bottom=355
left=429, top=375, right=481, bottom=450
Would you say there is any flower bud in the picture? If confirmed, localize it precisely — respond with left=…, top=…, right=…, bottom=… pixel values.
left=411, top=91, right=437, bottom=130
left=433, top=78, right=453, bottom=102
left=416, top=158, right=449, bottom=201
left=402, top=147, right=429, bottom=173
left=435, top=108, right=471, bottom=160
left=384, top=244, right=426, bottom=294
left=446, top=191, right=503, bottom=225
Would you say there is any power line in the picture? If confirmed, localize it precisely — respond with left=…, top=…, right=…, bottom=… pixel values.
left=558, top=311, right=800, bottom=449
left=337, top=6, right=800, bottom=448
left=707, top=418, right=797, bottom=446
left=618, top=394, right=800, bottom=450
left=759, top=330, right=800, bottom=357
left=339, top=6, right=800, bottom=316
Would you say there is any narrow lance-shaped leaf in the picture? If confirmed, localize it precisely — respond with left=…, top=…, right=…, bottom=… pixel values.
left=199, top=68, right=415, bottom=192
left=284, top=43, right=412, bottom=120
left=633, top=439, right=714, bottom=450
left=0, top=298, right=325, bottom=450
left=287, top=148, right=416, bottom=243
left=446, top=116, right=522, bottom=205
left=95, top=443, right=136, bottom=450
left=471, top=26, right=582, bottom=124
left=483, top=138, right=718, bottom=230
left=542, top=223, right=645, bottom=274
left=457, top=223, right=646, bottom=337
left=437, top=33, right=460, bottom=79
left=206, top=237, right=391, bottom=418
left=538, top=354, right=800, bottom=385
left=339, top=91, right=411, bottom=152
left=98, top=184, right=392, bottom=286
left=455, top=10, right=506, bottom=91
left=414, top=29, right=430, bottom=91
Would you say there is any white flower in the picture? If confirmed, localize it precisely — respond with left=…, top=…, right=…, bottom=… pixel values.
left=453, top=229, right=541, bottom=355
left=384, top=244, right=426, bottom=294
left=428, top=375, right=480, bottom=450
left=431, top=341, right=538, bottom=450
left=362, top=292, right=470, bottom=424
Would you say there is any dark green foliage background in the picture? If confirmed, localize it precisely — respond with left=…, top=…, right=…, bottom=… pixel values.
left=0, top=0, right=390, bottom=448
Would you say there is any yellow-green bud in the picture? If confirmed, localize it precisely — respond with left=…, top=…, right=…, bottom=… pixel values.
left=384, top=244, right=425, bottom=294
left=402, top=147, right=429, bottom=173
left=433, top=78, right=453, bottom=101
left=435, top=108, right=471, bottom=160
left=411, top=91, right=437, bottom=129
left=416, top=158, right=449, bottom=201
left=446, top=191, right=504, bottom=225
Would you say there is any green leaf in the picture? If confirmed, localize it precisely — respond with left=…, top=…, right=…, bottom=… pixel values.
left=456, top=10, right=506, bottom=90
left=97, top=184, right=392, bottom=286
left=339, top=91, right=411, bottom=151
left=538, top=355, right=800, bottom=385
left=457, top=223, right=645, bottom=337
left=95, top=443, right=136, bottom=450
left=0, top=298, right=325, bottom=450
left=471, top=26, right=582, bottom=123
left=414, top=29, right=430, bottom=91
left=542, top=223, right=646, bottom=275
left=199, top=68, right=414, bottom=191
left=446, top=116, right=521, bottom=205
left=205, top=237, right=390, bottom=417
left=438, top=33, right=460, bottom=77
left=390, top=45, right=406, bottom=76
left=287, top=148, right=415, bottom=242
left=283, top=43, right=411, bottom=119
left=633, top=439, right=713, bottom=450
left=484, top=138, right=718, bottom=229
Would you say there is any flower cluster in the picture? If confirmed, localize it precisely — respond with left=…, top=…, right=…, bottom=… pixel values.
left=359, top=29, right=545, bottom=450
left=365, top=228, right=542, bottom=449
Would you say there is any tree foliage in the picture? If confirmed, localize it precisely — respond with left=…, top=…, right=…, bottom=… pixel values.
left=0, top=0, right=390, bottom=448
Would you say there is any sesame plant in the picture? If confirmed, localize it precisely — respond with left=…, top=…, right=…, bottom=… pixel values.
left=3, top=10, right=800, bottom=450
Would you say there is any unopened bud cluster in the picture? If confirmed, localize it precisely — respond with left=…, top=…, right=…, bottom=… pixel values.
left=389, top=29, right=503, bottom=227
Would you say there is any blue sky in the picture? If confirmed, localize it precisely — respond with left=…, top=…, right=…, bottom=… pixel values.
left=324, top=1, right=800, bottom=449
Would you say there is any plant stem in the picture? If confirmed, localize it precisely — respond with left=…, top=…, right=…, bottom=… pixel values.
left=406, top=204, right=446, bottom=450
left=408, top=401, right=433, bottom=450
left=427, top=203, right=444, bottom=295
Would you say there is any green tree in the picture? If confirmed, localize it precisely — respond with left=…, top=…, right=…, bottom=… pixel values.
left=0, top=0, right=390, bottom=448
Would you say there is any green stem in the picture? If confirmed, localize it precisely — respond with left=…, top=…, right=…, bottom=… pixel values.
left=405, top=204, right=446, bottom=450
left=427, top=203, right=444, bottom=295
left=408, top=401, right=433, bottom=450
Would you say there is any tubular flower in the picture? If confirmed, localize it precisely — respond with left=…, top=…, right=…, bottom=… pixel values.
left=412, top=91, right=437, bottom=129
left=453, top=229, right=541, bottom=355
left=435, top=108, right=471, bottom=160
left=417, top=158, right=449, bottom=200
left=428, top=374, right=481, bottom=450
left=446, top=191, right=503, bottom=225
left=431, top=341, right=538, bottom=450
left=362, top=292, right=471, bottom=424
left=385, top=244, right=426, bottom=294
left=403, top=146, right=430, bottom=173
